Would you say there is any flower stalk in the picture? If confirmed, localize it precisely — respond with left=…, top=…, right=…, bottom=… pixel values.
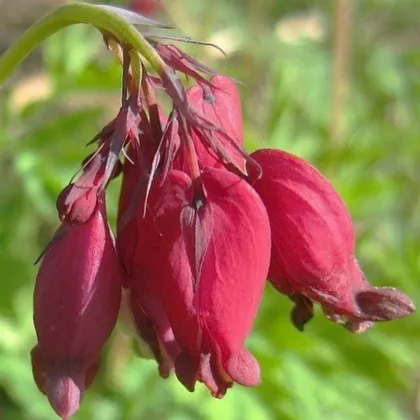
left=0, top=2, right=167, bottom=86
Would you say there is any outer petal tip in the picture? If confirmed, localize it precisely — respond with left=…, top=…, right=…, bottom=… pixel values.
left=46, top=374, right=83, bottom=420
left=175, top=351, right=198, bottom=392
left=355, top=287, right=416, bottom=321
left=290, top=294, right=314, bottom=332
left=31, top=345, right=47, bottom=394
left=225, top=349, right=261, bottom=388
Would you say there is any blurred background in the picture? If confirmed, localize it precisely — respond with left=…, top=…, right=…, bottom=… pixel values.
left=0, top=0, right=419, bottom=419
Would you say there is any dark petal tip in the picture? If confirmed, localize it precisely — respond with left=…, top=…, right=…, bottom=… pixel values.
left=175, top=352, right=198, bottom=392
left=355, top=287, right=416, bottom=322
left=290, top=294, right=314, bottom=332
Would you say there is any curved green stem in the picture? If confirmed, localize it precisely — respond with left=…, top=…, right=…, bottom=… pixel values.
left=0, top=2, right=166, bottom=86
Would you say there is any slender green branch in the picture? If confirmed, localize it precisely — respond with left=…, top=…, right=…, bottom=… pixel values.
left=0, top=2, right=166, bottom=86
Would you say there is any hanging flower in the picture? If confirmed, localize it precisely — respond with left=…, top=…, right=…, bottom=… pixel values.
left=132, top=167, right=271, bottom=396
left=32, top=198, right=122, bottom=418
left=246, top=148, right=415, bottom=332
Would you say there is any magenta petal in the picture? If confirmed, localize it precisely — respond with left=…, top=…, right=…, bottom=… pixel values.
left=129, top=275, right=180, bottom=377
left=180, top=200, right=213, bottom=286
left=136, top=170, right=200, bottom=352
left=208, top=74, right=244, bottom=145
left=35, top=202, right=121, bottom=360
left=190, top=75, right=243, bottom=146
left=46, top=372, right=83, bottom=420
left=175, top=351, right=199, bottom=392
left=197, top=167, right=271, bottom=359
left=248, top=148, right=355, bottom=295
left=198, top=352, right=232, bottom=398
left=186, top=75, right=245, bottom=169
left=355, top=287, right=415, bottom=321
left=225, top=348, right=261, bottom=387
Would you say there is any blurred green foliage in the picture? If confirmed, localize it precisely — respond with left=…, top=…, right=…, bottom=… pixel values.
left=0, top=0, right=419, bottom=419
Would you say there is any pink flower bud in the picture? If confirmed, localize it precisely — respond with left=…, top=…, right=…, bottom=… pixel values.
left=247, top=148, right=415, bottom=332
left=56, top=153, right=105, bottom=225
left=57, top=147, right=122, bottom=225
left=33, top=199, right=122, bottom=418
left=56, top=183, right=100, bottom=225
left=135, top=167, right=271, bottom=396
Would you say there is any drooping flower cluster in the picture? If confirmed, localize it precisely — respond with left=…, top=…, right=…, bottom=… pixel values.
left=31, top=13, right=415, bottom=420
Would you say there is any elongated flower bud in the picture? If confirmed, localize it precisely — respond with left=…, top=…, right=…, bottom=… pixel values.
left=135, top=167, right=271, bottom=396
left=33, top=198, right=122, bottom=418
left=247, top=148, right=415, bottom=332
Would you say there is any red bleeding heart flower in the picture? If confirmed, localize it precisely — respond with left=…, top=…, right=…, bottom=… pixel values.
left=247, top=148, right=415, bottom=332
left=133, top=167, right=271, bottom=396
left=32, top=197, right=122, bottom=418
